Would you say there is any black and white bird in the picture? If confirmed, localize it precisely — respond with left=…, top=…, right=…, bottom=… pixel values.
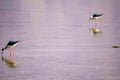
left=89, top=14, right=103, bottom=21
left=1, top=41, right=20, bottom=60
left=89, top=14, right=103, bottom=27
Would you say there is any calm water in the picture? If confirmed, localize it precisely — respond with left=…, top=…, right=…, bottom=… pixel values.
left=0, top=0, right=120, bottom=80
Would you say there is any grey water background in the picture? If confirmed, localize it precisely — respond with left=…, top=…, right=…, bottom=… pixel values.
left=0, top=0, right=120, bottom=80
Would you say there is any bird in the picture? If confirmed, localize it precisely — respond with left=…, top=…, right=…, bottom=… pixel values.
left=89, top=14, right=103, bottom=21
left=89, top=14, right=103, bottom=27
left=1, top=41, right=20, bottom=60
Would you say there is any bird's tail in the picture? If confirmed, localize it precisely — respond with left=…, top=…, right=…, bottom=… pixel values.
left=16, top=40, right=21, bottom=43
left=100, top=14, right=103, bottom=16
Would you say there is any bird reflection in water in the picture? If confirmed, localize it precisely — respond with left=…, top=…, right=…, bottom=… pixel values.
left=89, top=27, right=102, bottom=35
left=1, top=54, right=18, bottom=68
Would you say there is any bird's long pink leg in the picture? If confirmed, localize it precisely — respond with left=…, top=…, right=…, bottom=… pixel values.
left=99, top=18, right=102, bottom=28
left=10, top=48, right=14, bottom=60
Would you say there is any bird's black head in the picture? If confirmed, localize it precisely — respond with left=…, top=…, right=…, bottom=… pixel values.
left=1, top=48, right=5, bottom=51
left=1, top=48, right=5, bottom=56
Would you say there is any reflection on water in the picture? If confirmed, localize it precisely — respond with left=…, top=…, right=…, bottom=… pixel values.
left=89, top=27, right=102, bottom=35
left=0, top=0, right=120, bottom=80
left=1, top=55, right=18, bottom=68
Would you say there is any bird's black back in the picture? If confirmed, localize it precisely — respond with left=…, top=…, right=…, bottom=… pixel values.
left=93, top=14, right=103, bottom=17
left=6, top=41, right=20, bottom=46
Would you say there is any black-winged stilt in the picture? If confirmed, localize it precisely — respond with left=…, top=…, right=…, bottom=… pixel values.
left=1, top=41, right=20, bottom=60
left=89, top=14, right=103, bottom=27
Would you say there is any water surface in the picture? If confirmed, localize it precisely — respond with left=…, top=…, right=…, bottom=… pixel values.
left=0, top=0, right=120, bottom=80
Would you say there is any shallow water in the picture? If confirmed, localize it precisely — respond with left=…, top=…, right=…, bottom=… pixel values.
left=0, top=0, right=120, bottom=80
